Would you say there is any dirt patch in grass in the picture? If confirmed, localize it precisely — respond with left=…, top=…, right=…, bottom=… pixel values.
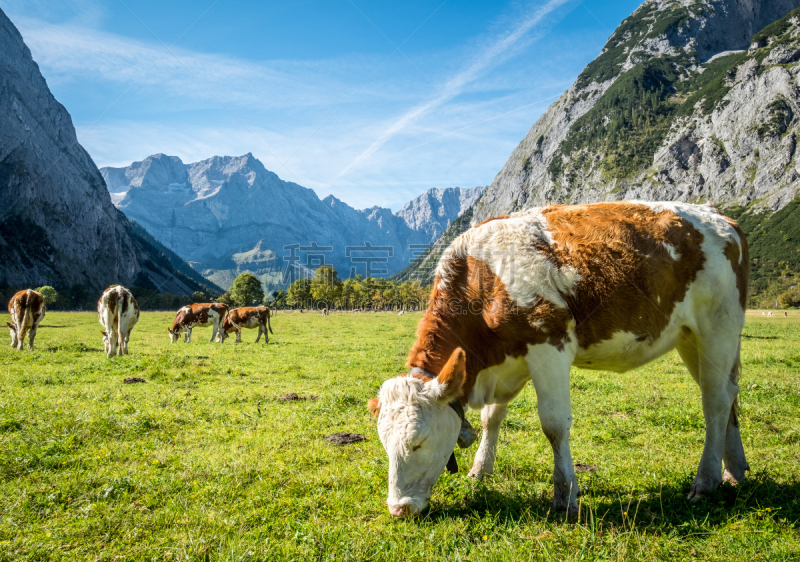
left=123, top=377, right=147, bottom=384
left=279, top=392, right=318, bottom=401
left=325, top=432, right=366, bottom=445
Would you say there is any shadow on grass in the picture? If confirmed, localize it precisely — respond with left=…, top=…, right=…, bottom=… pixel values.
left=424, top=470, right=800, bottom=532
left=742, top=335, right=779, bottom=340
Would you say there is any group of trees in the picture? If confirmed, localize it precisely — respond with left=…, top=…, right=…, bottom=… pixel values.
left=282, top=265, right=430, bottom=311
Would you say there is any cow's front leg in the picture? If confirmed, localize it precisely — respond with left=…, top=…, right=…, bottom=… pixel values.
left=469, top=403, right=508, bottom=479
left=527, top=344, right=578, bottom=513
left=185, top=328, right=192, bottom=343
left=236, top=330, right=242, bottom=343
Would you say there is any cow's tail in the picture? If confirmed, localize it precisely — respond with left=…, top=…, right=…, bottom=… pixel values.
left=17, top=292, right=31, bottom=343
left=267, top=309, right=273, bottom=334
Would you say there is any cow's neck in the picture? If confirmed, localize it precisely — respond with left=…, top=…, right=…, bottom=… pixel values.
left=406, top=295, right=484, bottom=406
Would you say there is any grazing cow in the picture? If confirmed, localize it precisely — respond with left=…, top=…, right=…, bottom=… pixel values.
left=761, top=312, right=766, bottom=317
left=785, top=311, right=789, bottom=318
left=168, top=303, right=229, bottom=343
left=368, top=202, right=750, bottom=517
left=398, top=310, right=404, bottom=316
left=6, top=289, right=46, bottom=350
left=322, top=307, right=328, bottom=318
left=767, top=311, right=774, bottom=317
left=219, top=306, right=273, bottom=343
left=97, top=285, right=140, bottom=357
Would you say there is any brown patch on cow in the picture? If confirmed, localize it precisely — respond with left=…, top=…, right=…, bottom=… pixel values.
left=279, top=392, right=318, bottom=401
left=722, top=218, right=750, bottom=310
left=475, top=215, right=510, bottom=227
left=124, top=377, right=146, bottom=384
left=406, top=255, right=572, bottom=405
left=367, top=397, right=381, bottom=417
left=325, top=432, right=366, bottom=445
left=436, top=348, right=467, bottom=401
left=121, top=294, right=129, bottom=314
left=107, top=289, right=118, bottom=313
left=541, top=203, right=706, bottom=349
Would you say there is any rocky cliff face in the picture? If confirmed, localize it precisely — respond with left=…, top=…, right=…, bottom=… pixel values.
left=396, top=186, right=484, bottom=241
left=475, top=0, right=800, bottom=221
left=0, top=8, right=216, bottom=295
left=102, top=153, right=481, bottom=289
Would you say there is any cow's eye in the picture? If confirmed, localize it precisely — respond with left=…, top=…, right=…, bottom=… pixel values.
left=411, top=438, right=426, bottom=452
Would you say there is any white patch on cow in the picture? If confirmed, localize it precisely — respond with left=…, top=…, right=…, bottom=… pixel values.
left=436, top=210, right=581, bottom=308
left=376, top=376, right=461, bottom=517
left=467, top=354, right=530, bottom=410
left=663, top=242, right=680, bottom=260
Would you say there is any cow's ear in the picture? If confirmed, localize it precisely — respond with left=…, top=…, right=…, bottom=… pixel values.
left=430, top=347, right=466, bottom=402
left=367, top=397, right=381, bottom=418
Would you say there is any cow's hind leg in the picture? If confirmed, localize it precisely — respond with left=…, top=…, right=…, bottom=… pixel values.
left=468, top=403, right=508, bottom=479
left=255, top=325, right=262, bottom=343
left=28, top=325, right=37, bottom=350
left=678, top=327, right=745, bottom=501
left=527, top=344, right=578, bottom=512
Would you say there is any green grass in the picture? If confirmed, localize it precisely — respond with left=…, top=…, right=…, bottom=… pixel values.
left=1, top=312, right=799, bottom=560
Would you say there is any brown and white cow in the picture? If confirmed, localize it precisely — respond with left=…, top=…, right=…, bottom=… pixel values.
left=97, top=285, right=140, bottom=358
left=218, top=306, right=273, bottom=343
left=168, top=303, right=229, bottom=343
left=6, top=289, right=46, bottom=350
left=368, top=202, right=750, bottom=517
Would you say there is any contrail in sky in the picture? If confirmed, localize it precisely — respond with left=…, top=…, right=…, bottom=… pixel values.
left=337, top=0, right=572, bottom=178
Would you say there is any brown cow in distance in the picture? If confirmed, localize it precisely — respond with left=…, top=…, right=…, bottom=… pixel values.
left=168, top=303, right=228, bottom=343
left=219, top=306, right=273, bottom=343
left=7, top=289, right=46, bottom=350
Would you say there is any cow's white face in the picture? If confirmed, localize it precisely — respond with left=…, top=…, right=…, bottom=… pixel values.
left=369, top=348, right=466, bottom=517
left=168, top=329, right=179, bottom=343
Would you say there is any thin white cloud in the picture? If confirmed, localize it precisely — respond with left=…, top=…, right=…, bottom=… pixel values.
left=12, top=15, right=385, bottom=110
left=336, top=0, right=573, bottom=178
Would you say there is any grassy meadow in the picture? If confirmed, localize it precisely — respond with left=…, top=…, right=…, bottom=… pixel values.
left=1, top=310, right=799, bottom=560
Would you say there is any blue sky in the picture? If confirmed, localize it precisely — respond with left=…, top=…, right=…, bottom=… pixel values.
left=2, top=0, right=642, bottom=210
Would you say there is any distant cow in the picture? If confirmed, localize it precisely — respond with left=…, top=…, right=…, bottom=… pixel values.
left=767, top=311, right=774, bottom=317
left=761, top=312, right=766, bottom=317
left=6, top=289, right=46, bottom=350
left=97, top=285, right=140, bottom=358
left=785, top=311, right=789, bottom=318
left=169, top=303, right=229, bottom=343
left=369, top=202, right=751, bottom=517
left=219, top=306, right=273, bottom=343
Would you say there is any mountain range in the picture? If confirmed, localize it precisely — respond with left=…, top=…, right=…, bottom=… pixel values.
left=101, top=154, right=482, bottom=290
left=398, top=0, right=800, bottom=292
left=0, top=7, right=218, bottom=298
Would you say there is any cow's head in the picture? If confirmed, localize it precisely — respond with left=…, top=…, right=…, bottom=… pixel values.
left=368, top=348, right=466, bottom=517
left=168, top=328, right=179, bottom=343
left=7, top=322, right=18, bottom=347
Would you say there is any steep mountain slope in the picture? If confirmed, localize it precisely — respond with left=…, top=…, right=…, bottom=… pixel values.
left=102, top=154, right=482, bottom=289
left=475, top=0, right=800, bottom=221
left=0, top=8, right=213, bottom=296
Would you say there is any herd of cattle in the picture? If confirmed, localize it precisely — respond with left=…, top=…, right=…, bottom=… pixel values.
left=5, top=286, right=273, bottom=357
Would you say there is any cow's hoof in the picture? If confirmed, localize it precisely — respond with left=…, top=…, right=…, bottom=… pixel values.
left=722, top=464, right=749, bottom=485
left=687, top=478, right=720, bottom=502
left=468, top=465, right=491, bottom=480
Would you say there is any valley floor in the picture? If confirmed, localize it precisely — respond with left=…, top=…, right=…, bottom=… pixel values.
left=1, top=312, right=798, bottom=560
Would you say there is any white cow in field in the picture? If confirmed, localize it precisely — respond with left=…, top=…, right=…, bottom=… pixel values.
left=6, top=289, right=46, bottom=350
left=97, top=285, right=140, bottom=357
left=368, top=202, right=750, bottom=517
left=767, top=311, right=774, bottom=317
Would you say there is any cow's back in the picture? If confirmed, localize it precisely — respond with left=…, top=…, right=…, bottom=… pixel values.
left=437, top=201, right=747, bottom=370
